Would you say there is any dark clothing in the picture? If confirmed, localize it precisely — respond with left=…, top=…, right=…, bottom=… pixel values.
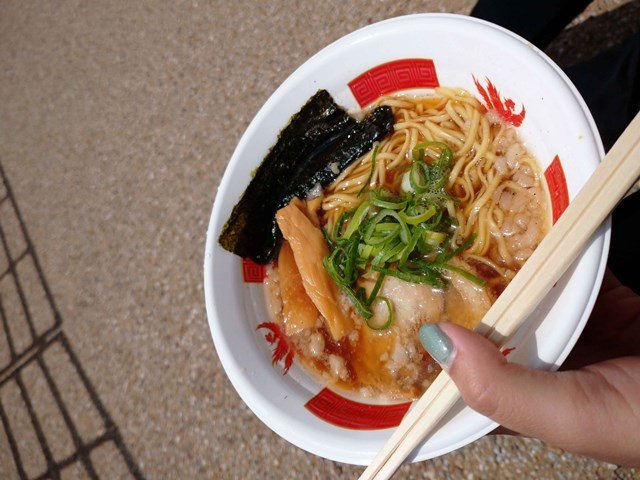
left=472, top=0, right=592, bottom=49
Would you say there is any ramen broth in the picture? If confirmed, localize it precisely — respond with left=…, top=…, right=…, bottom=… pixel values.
left=265, top=90, right=550, bottom=401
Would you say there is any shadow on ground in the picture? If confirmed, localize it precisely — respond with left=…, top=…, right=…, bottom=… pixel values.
left=0, top=163, right=145, bottom=480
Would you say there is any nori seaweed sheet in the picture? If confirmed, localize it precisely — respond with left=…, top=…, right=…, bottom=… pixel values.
left=218, top=90, right=354, bottom=263
left=280, top=106, right=394, bottom=207
left=218, top=90, right=394, bottom=264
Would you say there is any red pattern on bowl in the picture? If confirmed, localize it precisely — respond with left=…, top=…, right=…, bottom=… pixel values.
left=242, top=62, right=571, bottom=431
left=348, top=58, right=439, bottom=107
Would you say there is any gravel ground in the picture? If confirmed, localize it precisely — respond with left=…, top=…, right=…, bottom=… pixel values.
left=0, top=1, right=638, bottom=478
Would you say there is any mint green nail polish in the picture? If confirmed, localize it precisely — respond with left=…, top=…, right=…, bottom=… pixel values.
left=419, top=324, right=454, bottom=367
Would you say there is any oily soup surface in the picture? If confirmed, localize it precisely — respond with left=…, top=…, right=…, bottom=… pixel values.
left=265, top=90, right=549, bottom=401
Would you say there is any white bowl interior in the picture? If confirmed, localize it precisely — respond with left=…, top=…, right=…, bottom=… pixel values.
left=204, top=14, right=608, bottom=465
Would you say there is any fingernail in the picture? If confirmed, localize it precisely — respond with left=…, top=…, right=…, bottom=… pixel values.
left=419, top=323, right=455, bottom=368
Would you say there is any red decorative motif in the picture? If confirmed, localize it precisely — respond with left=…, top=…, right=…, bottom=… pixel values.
left=473, top=76, right=526, bottom=127
left=242, top=258, right=266, bottom=283
left=348, top=59, right=440, bottom=107
left=501, top=347, right=516, bottom=357
left=305, top=388, right=412, bottom=430
left=257, top=322, right=294, bottom=374
left=544, top=155, right=570, bottom=224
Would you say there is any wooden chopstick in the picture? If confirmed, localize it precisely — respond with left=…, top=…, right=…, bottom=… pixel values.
left=360, top=110, right=640, bottom=480
left=624, top=178, right=640, bottom=199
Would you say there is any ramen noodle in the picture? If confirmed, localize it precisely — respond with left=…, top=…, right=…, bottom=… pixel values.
left=265, top=88, right=550, bottom=400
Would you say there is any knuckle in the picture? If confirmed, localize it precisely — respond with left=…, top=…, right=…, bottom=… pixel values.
left=462, top=374, right=501, bottom=418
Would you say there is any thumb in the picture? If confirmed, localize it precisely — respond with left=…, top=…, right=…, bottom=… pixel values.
left=418, top=322, right=626, bottom=457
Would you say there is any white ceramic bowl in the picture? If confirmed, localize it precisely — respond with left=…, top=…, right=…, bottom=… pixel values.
left=204, top=14, right=609, bottom=465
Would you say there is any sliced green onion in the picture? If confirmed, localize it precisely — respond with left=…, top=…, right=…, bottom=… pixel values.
left=437, top=233, right=476, bottom=263
left=332, top=210, right=350, bottom=241
left=372, top=264, right=445, bottom=288
left=342, top=236, right=361, bottom=284
left=421, top=230, right=447, bottom=246
left=365, top=296, right=393, bottom=330
left=358, top=243, right=373, bottom=259
left=399, top=204, right=436, bottom=225
left=412, top=145, right=425, bottom=163
left=398, top=229, right=421, bottom=267
left=358, top=243, right=384, bottom=260
left=342, top=285, right=373, bottom=319
left=363, top=209, right=410, bottom=245
left=372, top=240, right=405, bottom=266
left=418, top=208, right=443, bottom=229
left=366, top=272, right=386, bottom=306
left=431, top=142, right=453, bottom=179
left=324, top=247, right=346, bottom=283
left=323, top=256, right=373, bottom=319
left=374, top=222, right=400, bottom=232
left=343, top=201, right=370, bottom=239
left=410, top=141, right=453, bottom=191
left=369, top=190, right=408, bottom=210
left=414, top=141, right=452, bottom=167
left=366, top=233, right=401, bottom=247
left=355, top=286, right=367, bottom=303
left=437, top=262, right=486, bottom=286
left=321, top=227, right=333, bottom=249
left=322, top=140, right=464, bottom=330
left=409, top=160, right=430, bottom=194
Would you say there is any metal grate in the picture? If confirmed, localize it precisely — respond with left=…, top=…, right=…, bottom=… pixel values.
left=0, top=162, right=145, bottom=480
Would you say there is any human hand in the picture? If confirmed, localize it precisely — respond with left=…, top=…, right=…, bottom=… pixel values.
left=418, top=270, right=640, bottom=466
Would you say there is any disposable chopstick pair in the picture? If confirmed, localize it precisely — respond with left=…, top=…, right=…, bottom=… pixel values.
left=360, top=110, right=640, bottom=480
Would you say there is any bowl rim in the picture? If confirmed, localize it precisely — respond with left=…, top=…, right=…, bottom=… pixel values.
left=204, top=12, right=610, bottom=464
